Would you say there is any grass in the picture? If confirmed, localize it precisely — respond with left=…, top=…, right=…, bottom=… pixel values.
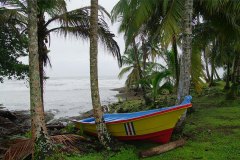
left=49, top=85, right=240, bottom=160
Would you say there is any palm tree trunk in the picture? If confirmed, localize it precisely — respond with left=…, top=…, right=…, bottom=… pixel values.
left=172, top=35, right=179, bottom=87
left=229, top=53, right=240, bottom=98
left=232, top=54, right=240, bottom=83
left=27, top=0, right=52, bottom=159
left=90, top=0, right=111, bottom=149
left=231, top=56, right=237, bottom=82
left=232, top=55, right=240, bottom=92
left=234, top=55, right=240, bottom=84
left=176, top=0, right=193, bottom=127
left=209, top=57, right=215, bottom=86
left=133, top=39, right=152, bottom=105
left=209, top=40, right=218, bottom=86
left=141, top=36, right=148, bottom=71
left=214, top=68, right=221, bottom=80
left=37, top=12, right=45, bottom=108
left=224, top=61, right=230, bottom=90
left=177, top=0, right=193, bottom=104
left=203, top=48, right=210, bottom=82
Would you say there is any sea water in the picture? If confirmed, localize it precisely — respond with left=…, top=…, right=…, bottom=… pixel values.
left=0, top=76, right=125, bottom=118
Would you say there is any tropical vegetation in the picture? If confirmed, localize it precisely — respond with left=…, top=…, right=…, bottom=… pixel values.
left=0, top=0, right=240, bottom=159
left=0, top=8, right=28, bottom=82
left=112, top=0, right=240, bottom=101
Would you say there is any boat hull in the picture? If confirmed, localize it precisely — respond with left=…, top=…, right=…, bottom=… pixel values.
left=75, top=103, right=191, bottom=143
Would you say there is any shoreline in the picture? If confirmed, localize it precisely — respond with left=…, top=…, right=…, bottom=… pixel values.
left=0, top=86, right=125, bottom=157
left=0, top=85, right=126, bottom=120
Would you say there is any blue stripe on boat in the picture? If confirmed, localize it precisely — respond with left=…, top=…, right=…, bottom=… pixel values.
left=79, top=96, right=192, bottom=124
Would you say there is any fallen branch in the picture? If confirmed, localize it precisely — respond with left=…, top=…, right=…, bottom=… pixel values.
left=47, top=124, right=65, bottom=130
left=139, top=139, right=186, bottom=158
left=4, top=134, right=87, bottom=160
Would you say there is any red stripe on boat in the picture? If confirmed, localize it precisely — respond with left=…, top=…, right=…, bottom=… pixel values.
left=117, top=128, right=173, bottom=143
left=85, top=128, right=174, bottom=144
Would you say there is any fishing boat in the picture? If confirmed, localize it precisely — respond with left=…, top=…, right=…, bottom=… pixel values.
left=75, top=96, right=192, bottom=143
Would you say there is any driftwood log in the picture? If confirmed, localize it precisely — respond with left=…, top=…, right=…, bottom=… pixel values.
left=139, top=139, right=186, bottom=158
left=46, top=124, right=65, bottom=130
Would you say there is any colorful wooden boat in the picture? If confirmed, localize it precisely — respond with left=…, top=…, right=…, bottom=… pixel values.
left=75, top=96, right=192, bottom=143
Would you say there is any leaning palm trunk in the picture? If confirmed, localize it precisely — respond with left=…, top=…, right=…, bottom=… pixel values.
left=209, top=56, right=215, bottom=86
left=224, top=61, right=231, bottom=90
left=172, top=35, right=179, bottom=88
left=27, top=0, right=52, bottom=159
left=141, top=36, right=148, bottom=71
left=214, top=68, right=221, bottom=80
left=176, top=0, right=193, bottom=127
left=232, top=54, right=240, bottom=83
left=228, top=54, right=240, bottom=98
left=90, top=0, right=111, bottom=149
left=37, top=12, right=47, bottom=107
left=133, top=39, right=152, bottom=105
left=203, top=48, right=210, bottom=82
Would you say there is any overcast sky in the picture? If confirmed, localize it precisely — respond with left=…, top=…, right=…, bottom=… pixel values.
left=45, top=0, right=124, bottom=78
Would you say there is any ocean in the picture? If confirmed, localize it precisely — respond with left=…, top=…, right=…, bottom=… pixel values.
left=0, top=76, right=125, bottom=118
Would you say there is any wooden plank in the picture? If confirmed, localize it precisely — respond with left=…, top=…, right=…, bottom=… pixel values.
left=139, top=139, right=186, bottom=158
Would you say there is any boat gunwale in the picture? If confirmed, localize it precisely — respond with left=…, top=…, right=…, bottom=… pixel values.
left=78, top=103, right=192, bottom=125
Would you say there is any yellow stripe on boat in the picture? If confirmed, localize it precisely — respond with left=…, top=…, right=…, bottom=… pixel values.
left=75, top=96, right=192, bottom=143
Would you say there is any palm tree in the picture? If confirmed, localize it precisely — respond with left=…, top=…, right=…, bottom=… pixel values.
left=111, top=0, right=184, bottom=46
left=118, top=45, right=175, bottom=104
left=175, top=0, right=193, bottom=127
left=27, top=0, right=52, bottom=159
left=118, top=47, right=141, bottom=90
left=112, top=0, right=184, bottom=104
left=194, top=0, right=240, bottom=94
left=176, top=0, right=193, bottom=104
left=132, top=40, right=152, bottom=104
left=89, top=0, right=111, bottom=149
left=1, top=0, right=122, bottom=105
left=112, top=0, right=192, bottom=125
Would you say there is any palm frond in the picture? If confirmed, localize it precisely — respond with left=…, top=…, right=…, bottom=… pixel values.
left=151, top=70, right=171, bottom=97
left=191, top=41, right=205, bottom=93
left=4, top=134, right=87, bottom=160
left=45, top=8, right=89, bottom=29
left=112, top=0, right=184, bottom=46
left=111, top=0, right=129, bottom=23
left=118, top=66, right=134, bottom=79
left=4, top=138, right=33, bottom=160
left=0, top=7, right=27, bottom=28
left=98, top=17, right=122, bottom=66
left=47, top=26, right=90, bottom=39
left=46, top=7, right=122, bottom=66
left=0, top=0, right=27, bottom=13
left=121, top=47, right=141, bottom=66
left=125, top=67, right=140, bottom=89
left=154, top=0, right=184, bottom=44
left=38, top=0, right=67, bottom=17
